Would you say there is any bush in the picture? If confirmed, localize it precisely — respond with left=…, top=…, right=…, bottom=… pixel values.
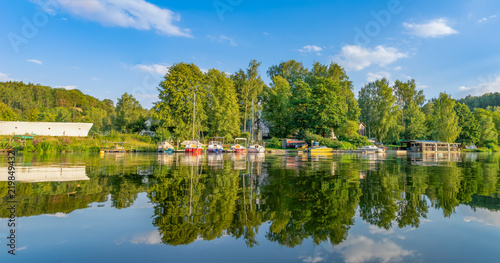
left=485, top=142, right=500, bottom=152
left=267, top=137, right=282, bottom=148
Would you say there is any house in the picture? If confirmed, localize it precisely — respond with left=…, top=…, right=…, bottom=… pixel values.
left=358, top=122, right=367, bottom=137
left=0, top=121, right=93, bottom=137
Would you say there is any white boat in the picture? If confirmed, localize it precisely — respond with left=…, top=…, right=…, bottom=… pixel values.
left=207, top=137, right=224, bottom=153
left=230, top=138, right=247, bottom=152
left=358, top=145, right=386, bottom=153
left=247, top=141, right=265, bottom=153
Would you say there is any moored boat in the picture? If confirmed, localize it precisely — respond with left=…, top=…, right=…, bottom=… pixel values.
left=247, top=141, right=265, bottom=153
left=308, top=145, right=333, bottom=153
left=185, top=140, right=203, bottom=153
left=207, top=137, right=224, bottom=153
left=230, top=138, right=247, bottom=152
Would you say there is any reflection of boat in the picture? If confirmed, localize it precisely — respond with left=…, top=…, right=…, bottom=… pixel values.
left=308, top=146, right=333, bottom=153
left=247, top=153, right=265, bottom=163
left=247, top=141, right=265, bottom=153
left=231, top=153, right=247, bottom=170
left=0, top=166, right=89, bottom=182
left=207, top=137, right=224, bottom=153
left=207, top=152, right=224, bottom=168
left=230, top=138, right=247, bottom=152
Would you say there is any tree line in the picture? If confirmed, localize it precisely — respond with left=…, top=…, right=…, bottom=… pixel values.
left=2, top=61, right=500, bottom=148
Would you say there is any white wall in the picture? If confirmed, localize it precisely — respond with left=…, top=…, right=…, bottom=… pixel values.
left=0, top=121, right=93, bottom=137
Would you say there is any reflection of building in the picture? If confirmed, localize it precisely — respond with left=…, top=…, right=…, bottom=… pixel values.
left=0, top=121, right=93, bottom=136
left=0, top=166, right=88, bottom=182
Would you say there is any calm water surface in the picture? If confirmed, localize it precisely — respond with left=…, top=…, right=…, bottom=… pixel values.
left=1, top=152, right=499, bottom=262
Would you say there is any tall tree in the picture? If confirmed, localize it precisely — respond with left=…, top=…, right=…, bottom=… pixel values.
left=205, top=69, right=241, bottom=139
left=405, top=101, right=427, bottom=140
left=233, top=60, right=265, bottom=133
left=454, top=102, right=480, bottom=145
left=429, top=93, right=460, bottom=142
left=267, top=60, right=308, bottom=90
left=261, top=76, right=294, bottom=137
left=153, top=63, right=207, bottom=140
left=393, top=79, right=425, bottom=137
left=358, top=78, right=400, bottom=142
left=115, top=93, right=147, bottom=133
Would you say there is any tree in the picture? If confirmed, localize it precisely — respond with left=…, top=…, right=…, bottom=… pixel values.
left=405, top=101, right=427, bottom=140
left=0, top=102, right=17, bottom=121
left=261, top=76, right=294, bottom=137
left=232, top=60, right=265, bottom=133
left=393, top=79, right=425, bottom=137
left=205, top=69, right=241, bottom=139
left=306, top=77, right=347, bottom=136
left=477, top=116, right=498, bottom=147
left=153, top=63, right=207, bottom=139
left=115, top=93, right=147, bottom=133
left=429, top=93, right=460, bottom=142
left=454, top=102, right=480, bottom=145
left=267, top=60, right=308, bottom=89
left=358, top=78, right=401, bottom=142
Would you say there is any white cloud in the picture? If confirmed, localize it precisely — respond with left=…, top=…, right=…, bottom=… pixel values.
left=393, top=66, right=402, bottom=71
left=208, top=35, right=237, bottom=46
left=56, top=85, right=77, bottom=90
left=403, top=18, right=458, bottom=38
left=27, top=59, right=43, bottom=64
left=0, top=72, right=12, bottom=81
left=133, top=63, right=170, bottom=75
left=458, top=75, right=500, bottom=94
left=51, top=0, right=191, bottom=37
left=334, top=235, right=414, bottom=263
left=130, top=230, right=162, bottom=245
left=299, top=256, right=324, bottom=263
left=263, top=32, right=269, bottom=36
left=335, top=45, right=408, bottom=71
left=299, top=45, right=323, bottom=53
left=45, top=212, right=68, bottom=218
left=91, top=77, right=101, bottom=81
left=478, top=15, right=497, bottom=23
left=367, top=71, right=392, bottom=82
left=463, top=207, right=500, bottom=227
left=368, top=224, right=395, bottom=235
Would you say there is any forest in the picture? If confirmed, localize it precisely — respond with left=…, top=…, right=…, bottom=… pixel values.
left=1, top=60, right=500, bottom=150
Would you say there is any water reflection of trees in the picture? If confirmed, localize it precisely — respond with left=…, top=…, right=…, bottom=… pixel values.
left=2, top=152, right=500, bottom=248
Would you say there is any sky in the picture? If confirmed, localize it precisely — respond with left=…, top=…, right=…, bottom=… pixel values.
left=1, top=0, right=500, bottom=108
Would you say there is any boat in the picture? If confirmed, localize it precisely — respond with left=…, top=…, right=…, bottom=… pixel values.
left=308, top=145, right=333, bottom=153
left=230, top=138, right=247, bottom=152
left=185, top=140, right=203, bottom=153
left=247, top=141, right=265, bottom=153
left=185, top=92, right=203, bottom=154
left=207, top=137, right=224, bottom=153
left=358, top=145, right=386, bottom=153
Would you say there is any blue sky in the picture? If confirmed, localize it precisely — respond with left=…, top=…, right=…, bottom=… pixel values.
left=1, top=0, right=499, bottom=108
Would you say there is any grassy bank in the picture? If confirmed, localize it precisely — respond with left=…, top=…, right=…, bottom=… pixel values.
left=0, top=132, right=158, bottom=153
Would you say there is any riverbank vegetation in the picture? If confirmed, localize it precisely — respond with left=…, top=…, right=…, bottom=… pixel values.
left=2, top=59, right=500, bottom=150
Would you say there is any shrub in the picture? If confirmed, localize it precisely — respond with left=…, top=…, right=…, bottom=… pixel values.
left=267, top=137, right=282, bottom=149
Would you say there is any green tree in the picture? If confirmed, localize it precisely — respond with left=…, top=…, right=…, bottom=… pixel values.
left=358, top=78, right=401, bottom=142
left=267, top=60, right=308, bottom=89
left=429, top=93, right=461, bottom=142
left=153, top=63, right=207, bottom=139
left=0, top=102, right=17, bottom=121
left=115, top=93, right=147, bottom=133
left=393, top=79, right=425, bottom=138
left=405, top=101, right=427, bottom=140
left=205, top=69, right=241, bottom=138
left=455, top=102, right=480, bottom=145
left=232, top=60, right=265, bottom=133
left=261, top=76, right=294, bottom=137
left=474, top=109, right=498, bottom=147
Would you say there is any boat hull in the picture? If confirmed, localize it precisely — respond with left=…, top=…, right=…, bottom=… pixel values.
left=185, top=148, right=203, bottom=153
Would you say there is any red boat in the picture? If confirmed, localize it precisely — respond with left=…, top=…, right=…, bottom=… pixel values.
left=185, top=141, right=203, bottom=153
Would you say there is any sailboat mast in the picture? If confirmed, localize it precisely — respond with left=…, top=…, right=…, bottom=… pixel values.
left=192, top=92, right=196, bottom=141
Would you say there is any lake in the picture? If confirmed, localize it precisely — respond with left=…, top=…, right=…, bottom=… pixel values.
left=1, top=152, right=499, bottom=262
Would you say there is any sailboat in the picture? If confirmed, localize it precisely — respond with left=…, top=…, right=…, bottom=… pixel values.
left=185, top=92, right=203, bottom=154
left=247, top=99, right=265, bottom=153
